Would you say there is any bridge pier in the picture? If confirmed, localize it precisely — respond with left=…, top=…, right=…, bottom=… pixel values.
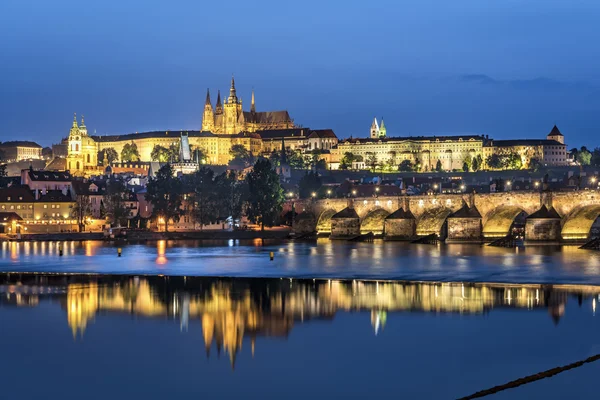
left=293, top=211, right=316, bottom=236
left=330, top=207, right=360, bottom=239
left=384, top=208, right=416, bottom=240
left=525, top=205, right=562, bottom=244
left=446, top=203, right=483, bottom=243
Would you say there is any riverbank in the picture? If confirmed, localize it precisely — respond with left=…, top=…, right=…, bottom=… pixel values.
left=1, top=228, right=292, bottom=242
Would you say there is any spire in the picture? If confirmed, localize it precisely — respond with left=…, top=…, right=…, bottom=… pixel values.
left=251, top=89, right=256, bottom=113
left=379, top=117, right=387, bottom=137
left=228, top=74, right=238, bottom=103
left=205, top=88, right=211, bottom=106
left=215, top=90, right=223, bottom=114
left=80, top=114, right=86, bottom=128
left=72, top=113, right=78, bottom=128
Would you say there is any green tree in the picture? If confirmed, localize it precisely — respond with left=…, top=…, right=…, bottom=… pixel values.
left=229, top=144, right=253, bottom=167
left=193, top=147, right=208, bottom=164
left=504, top=152, right=523, bottom=170
left=399, top=160, right=413, bottom=172
left=189, top=167, right=217, bottom=228
left=462, top=161, right=469, bottom=172
left=472, top=156, right=480, bottom=172
left=298, top=171, right=322, bottom=199
left=145, top=164, right=184, bottom=232
left=435, top=159, right=442, bottom=172
left=121, top=142, right=140, bottom=162
left=103, top=179, right=130, bottom=227
left=577, top=148, right=592, bottom=165
left=214, top=170, right=248, bottom=223
left=365, top=152, right=378, bottom=171
left=486, top=154, right=502, bottom=170
left=463, top=156, right=472, bottom=171
left=98, top=147, right=119, bottom=164
left=339, top=152, right=356, bottom=170
left=245, top=159, right=284, bottom=231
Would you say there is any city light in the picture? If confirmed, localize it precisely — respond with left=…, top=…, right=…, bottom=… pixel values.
left=311, top=192, right=316, bottom=198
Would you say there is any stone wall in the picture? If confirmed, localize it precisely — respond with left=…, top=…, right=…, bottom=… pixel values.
left=330, top=218, right=360, bottom=238
left=525, top=218, right=561, bottom=242
left=384, top=219, right=416, bottom=240
left=447, top=217, right=482, bottom=242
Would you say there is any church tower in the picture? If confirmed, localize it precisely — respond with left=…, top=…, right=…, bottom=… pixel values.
left=223, top=76, right=243, bottom=134
left=370, top=117, right=380, bottom=139
left=201, top=89, right=215, bottom=132
left=547, top=125, right=564, bottom=144
left=379, top=118, right=387, bottom=138
left=67, top=113, right=83, bottom=173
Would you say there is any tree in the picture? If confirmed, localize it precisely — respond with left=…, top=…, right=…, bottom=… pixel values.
left=214, top=170, right=248, bottom=223
left=298, top=171, right=322, bottom=199
left=189, top=167, right=217, bottom=228
left=463, top=156, right=472, bottom=171
left=121, top=142, right=140, bottom=162
left=504, top=152, right=523, bottom=170
left=145, top=164, right=184, bottom=232
left=72, top=194, right=93, bottom=231
left=193, top=147, right=208, bottom=164
left=0, top=163, right=6, bottom=178
left=340, top=152, right=358, bottom=170
left=399, top=160, right=413, bottom=172
left=365, top=152, right=378, bottom=171
left=577, top=148, right=592, bottom=165
left=529, top=157, right=542, bottom=172
left=591, top=148, right=600, bottom=167
left=245, top=159, right=284, bottom=231
left=0, top=149, right=6, bottom=162
left=271, top=148, right=306, bottom=169
left=98, top=147, right=119, bottom=164
left=462, top=161, right=469, bottom=172
left=435, top=159, right=442, bottom=172
left=103, top=179, right=130, bottom=227
left=472, top=155, right=482, bottom=171
left=486, top=154, right=502, bottom=170
left=229, top=144, right=253, bottom=167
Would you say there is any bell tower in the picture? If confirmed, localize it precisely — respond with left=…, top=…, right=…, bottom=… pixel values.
left=201, top=89, right=215, bottom=132
left=67, top=113, right=83, bottom=173
left=370, top=117, right=380, bottom=138
left=223, top=75, right=243, bottom=134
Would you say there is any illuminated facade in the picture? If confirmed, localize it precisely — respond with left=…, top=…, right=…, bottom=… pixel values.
left=201, top=77, right=294, bottom=134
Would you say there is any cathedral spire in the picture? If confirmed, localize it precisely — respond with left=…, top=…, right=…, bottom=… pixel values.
left=228, top=75, right=238, bottom=103
left=205, top=88, right=211, bottom=106
left=251, top=89, right=256, bottom=113
left=80, top=114, right=86, bottom=128
left=72, top=113, right=78, bottom=128
left=215, top=90, right=223, bottom=114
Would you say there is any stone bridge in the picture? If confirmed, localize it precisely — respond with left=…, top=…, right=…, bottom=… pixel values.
left=292, top=191, right=600, bottom=242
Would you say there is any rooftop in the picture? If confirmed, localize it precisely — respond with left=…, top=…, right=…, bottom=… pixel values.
left=0, top=141, right=42, bottom=148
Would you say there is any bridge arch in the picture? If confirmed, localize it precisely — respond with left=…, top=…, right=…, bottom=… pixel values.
left=316, top=209, right=337, bottom=235
left=360, top=208, right=390, bottom=235
left=561, top=204, right=600, bottom=240
left=416, top=207, right=453, bottom=237
left=483, top=206, right=528, bottom=239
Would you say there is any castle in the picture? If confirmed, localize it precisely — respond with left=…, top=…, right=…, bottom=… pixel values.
left=201, top=76, right=294, bottom=134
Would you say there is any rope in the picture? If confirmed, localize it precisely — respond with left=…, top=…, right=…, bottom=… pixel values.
left=457, top=353, right=600, bottom=399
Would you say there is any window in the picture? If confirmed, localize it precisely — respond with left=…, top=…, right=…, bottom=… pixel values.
left=43, top=204, right=48, bottom=209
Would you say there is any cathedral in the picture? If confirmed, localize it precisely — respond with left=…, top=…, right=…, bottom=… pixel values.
left=201, top=77, right=294, bottom=134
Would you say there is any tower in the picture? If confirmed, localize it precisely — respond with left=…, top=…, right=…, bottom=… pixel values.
left=67, top=113, right=83, bottom=173
left=223, top=75, right=243, bottom=134
left=370, top=117, right=380, bottom=139
left=201, top=88, right=215, bottom=132
left=251, top=89, right=256, bottom=113
left=215, top=90, right=223, bottom=115
left=379, top=118, right=387, bottom=138
left=547, top=125, right=564, bottom=144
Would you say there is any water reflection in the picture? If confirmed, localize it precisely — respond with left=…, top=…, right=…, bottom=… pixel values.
left=1, top=274, right=598, bottom=369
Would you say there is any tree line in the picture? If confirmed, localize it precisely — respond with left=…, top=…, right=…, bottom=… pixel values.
left=145, top=159, right=284, bottom=232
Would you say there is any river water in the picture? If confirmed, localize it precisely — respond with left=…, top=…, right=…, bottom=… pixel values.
left=2, top=239, right=600, bottom=284
left=1, top=274, right=600, bottom=399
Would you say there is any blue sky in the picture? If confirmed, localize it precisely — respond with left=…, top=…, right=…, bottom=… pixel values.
left=1, top=0, right=600, bottom=147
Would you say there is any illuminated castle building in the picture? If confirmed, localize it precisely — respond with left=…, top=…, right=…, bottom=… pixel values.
left=201, top=77, right=294, bottom=134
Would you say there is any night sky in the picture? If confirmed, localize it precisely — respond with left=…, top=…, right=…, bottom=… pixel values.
left=1, top=0, right=600, bottom=148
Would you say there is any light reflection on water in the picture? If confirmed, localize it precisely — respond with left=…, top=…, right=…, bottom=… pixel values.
left=1, top=274, right=600, bottom=399
left=2, top=240, right=600, bottom=284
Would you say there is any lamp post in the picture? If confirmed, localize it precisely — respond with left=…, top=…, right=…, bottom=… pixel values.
left=375, top=186, right=380, bottom=198
left=591, top=176, right=597, bottom=189
left=327, top=189, right=332, bottom=199
left=506, top=180, right=512, bottom=192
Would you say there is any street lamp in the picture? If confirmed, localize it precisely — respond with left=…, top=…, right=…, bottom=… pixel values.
left=311, top=192, right=316, bottom=198
left=327, top=189, right=332, bottom=198
left=460, top=184, right=465, bottom=191
left=352, top=189, right=357, bottom=197
left=375, top=186, right=380, bottom=197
